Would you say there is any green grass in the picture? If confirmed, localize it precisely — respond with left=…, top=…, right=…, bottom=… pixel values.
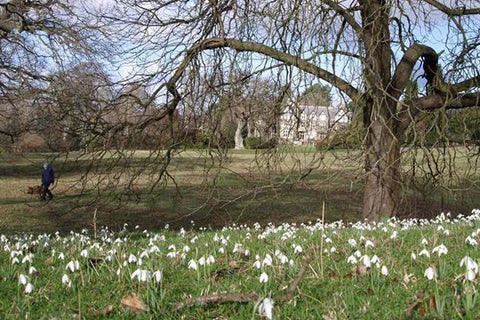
left=2, top=212, right=480, bottom=318
left=1, top=147, right=480, bottom=235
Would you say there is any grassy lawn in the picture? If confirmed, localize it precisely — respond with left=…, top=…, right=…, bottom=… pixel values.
left=0, top=147, right=479, bottom=234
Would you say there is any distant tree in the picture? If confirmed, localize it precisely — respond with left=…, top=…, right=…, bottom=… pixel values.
left=299, top=84, right=332, bottom=106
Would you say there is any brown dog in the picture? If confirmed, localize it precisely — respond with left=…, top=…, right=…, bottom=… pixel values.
left=27, top=186, right=42, bottom=199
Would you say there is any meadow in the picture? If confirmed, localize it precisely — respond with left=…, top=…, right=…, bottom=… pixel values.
left=1, top=146, right=480, bottom=235
left=2, top=211, right=480, bottom=318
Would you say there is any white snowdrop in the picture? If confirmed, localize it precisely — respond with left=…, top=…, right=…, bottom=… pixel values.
left=419, top=249, right=430, bottom=258
left=128, top=254, right=137, bottom=263
left=62, top=274, right=72, bottom=287
left=365, top=240, right=374, bottom=248
left=347, top=255, right=357, bottom=264
left=153, top=270, right=162, bottom=283
left=188, top=259, right=198, bottom=270
left=259, top=272, right=269, bottom=283
left=432, top=244, right=448, bottom=257
left=424, top=267, right=435, bottom=280
left=19, top=274, right=29, bottom=285
left=24, top=283, right=33, bottom=294
left=381, top=265, right=389, bottom=276
left=258, top=298, right=274, bottom=320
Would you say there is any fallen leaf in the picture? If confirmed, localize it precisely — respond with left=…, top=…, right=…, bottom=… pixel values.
left=121, top=293, right=146, bottom=313
left=406, top=291, right=424, bottom=317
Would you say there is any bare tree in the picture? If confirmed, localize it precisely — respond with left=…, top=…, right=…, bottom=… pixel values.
left=100, top=0, right=480, bottom=221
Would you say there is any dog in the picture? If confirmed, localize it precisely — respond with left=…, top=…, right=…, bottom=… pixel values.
left=27, top=185, right=42, bottom=199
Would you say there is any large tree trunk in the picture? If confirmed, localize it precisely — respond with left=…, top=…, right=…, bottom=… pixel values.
left=234, top=118, right=246, bottom=149
left=362, top=120, right=401, bottom=221
left=361, top=0, right=401, bottom=220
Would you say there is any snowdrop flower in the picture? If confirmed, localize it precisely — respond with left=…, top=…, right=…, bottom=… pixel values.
left=419, top=249, right=430, bottom=258
left=443, top=229, right=450, bottom=236
left=19, top=274, right=29, bottom=285
left=348, top=239, right=357, bottom=247
left=325, top=238, right=332, bottom=244
left=460, top=256, right=479, bottom=273
left=258, top=298, right=274, bottom=320
left=293, top=245, right=303, bottom=254
left=421, top=238, right=428, bottom=246
left=24, top=283, right=33, bottom=294
left=371, top=255, right=381, bottom=265
left=153, top=270, right=162, bottom=283
left=365, top=240, right=374, bottom=248
left=206, top=255, right=215, bottom=265
left=80, top=249, right=88, bottom=258
left=28, top=266, right=37, bottom=275
left=354, top=250, right=362, bottom=258
left=128, top=254, right=137, bottom=264
left=62, top=274, right=72, bottom=288
left=183, top=245, right=191, bottom=253
left=330, top=247, right=337, bottom=253
left=188, top=259, right=198, bottom=270
left=424, top=267, right=435, bottom=280
left=140, top=251, right=149, bottom=259
left=66, top=260, right=80, bottom=273
left=12, top=257, right=19, bottom=264
left=361, top=255, right=371, bottom=268
left=198, top=256, right=206, bottom=266
left=218, top=247, right=225, bottom=254
left=347, top=255, right=357, bottom=264
left=390, top=231, right=398, bottom=239
left=253, top=260, right=261, bottom=269
left=166, top=251, right=177, bottom=259
left=131, top=269, right=150, bottom=282
left=381, top=265, right=389, bottom=276
left=411, top=252, right=417, bottom=260
left=22, top=254, right=32, bottom=264
left=58, top=252, right=65, bottom=260
left=262, top=254, right=273, bottom=267
left=116, top=268, right=121, bottom=276
left=149, top=245, right=161, bottom=254
left=259, top=272, right=269, bottom=283
left=432, top=244, right=448, bottom=257
left=465, top=236, right=478, bottom=246
left=466, top=269, right=476, bottom=281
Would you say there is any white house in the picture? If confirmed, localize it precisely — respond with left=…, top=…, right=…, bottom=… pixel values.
left=280, top=103, right=349, bottom=143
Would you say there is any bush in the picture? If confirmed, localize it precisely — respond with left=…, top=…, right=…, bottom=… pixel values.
left=244, top=137, right=277, bottom=149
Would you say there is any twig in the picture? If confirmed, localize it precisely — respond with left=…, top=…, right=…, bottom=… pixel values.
left=92, top=208, right=97, bottom=240
left=320, top=201, right=325, bottom=279
left=174, top=292, right=259, bottom=311
left=278, top=255, right=312, bottom=301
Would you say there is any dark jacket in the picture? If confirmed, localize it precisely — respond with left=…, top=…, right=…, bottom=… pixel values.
left=42, top=165, right=55, bottom=185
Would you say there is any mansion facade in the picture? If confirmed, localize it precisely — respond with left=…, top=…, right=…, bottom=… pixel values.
left=280, top=104, right=350, bottom=143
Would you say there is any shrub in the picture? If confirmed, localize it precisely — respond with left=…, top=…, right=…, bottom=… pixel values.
left=244, top=137, right=277, bottom=149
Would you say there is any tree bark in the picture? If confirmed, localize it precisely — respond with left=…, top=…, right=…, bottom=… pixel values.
left=361, top=0, right=400, bottom=220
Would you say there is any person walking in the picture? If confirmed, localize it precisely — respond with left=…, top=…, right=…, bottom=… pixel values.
left=41, top=161, right=55, bottom=200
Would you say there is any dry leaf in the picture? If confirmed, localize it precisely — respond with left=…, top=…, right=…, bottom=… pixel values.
left=229, top=260, right=238, bottom=269
left=121, top=293, right=146, bottom=313
left=406, top=291, right=424, bottom=317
